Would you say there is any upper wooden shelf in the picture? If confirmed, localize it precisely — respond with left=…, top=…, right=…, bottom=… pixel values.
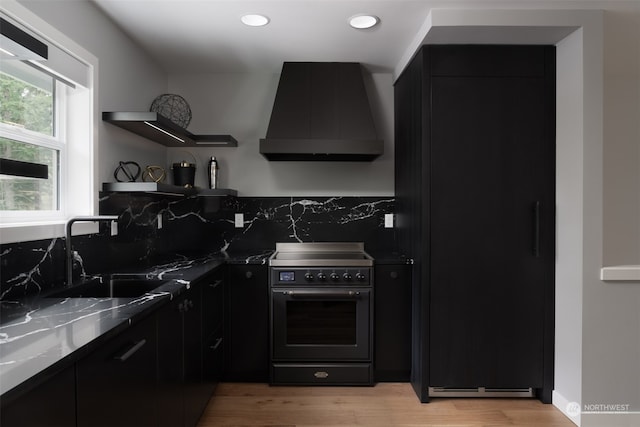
left=102, top=111, right=238, bottom=147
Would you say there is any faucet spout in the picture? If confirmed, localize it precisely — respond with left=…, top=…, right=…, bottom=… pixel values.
left=66, top=215, right=119, bottom=286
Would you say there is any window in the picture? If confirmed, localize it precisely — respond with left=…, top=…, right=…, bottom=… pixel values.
left=0, top=60, right=63, bottom=212
left=0, top=4, right=97, bottom=244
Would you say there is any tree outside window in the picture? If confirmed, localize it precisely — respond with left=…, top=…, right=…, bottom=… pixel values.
left=0, top=61, right=60, bottom=211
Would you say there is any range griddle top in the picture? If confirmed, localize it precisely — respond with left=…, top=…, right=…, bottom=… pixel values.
left=269, top=242, right=374, bottom=267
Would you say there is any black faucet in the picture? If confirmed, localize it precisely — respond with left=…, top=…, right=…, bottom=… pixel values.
left=66, top=216, right=118, bottom=286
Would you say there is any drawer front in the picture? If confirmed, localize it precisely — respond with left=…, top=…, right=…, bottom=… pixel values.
left=272, top=363, right=372, bottom=385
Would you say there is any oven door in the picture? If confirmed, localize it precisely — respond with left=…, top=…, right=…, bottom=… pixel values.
left=271, top=288, right=371, bottom=361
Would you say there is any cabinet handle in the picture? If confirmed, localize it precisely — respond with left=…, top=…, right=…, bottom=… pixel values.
left=210, top=337, right=223, bottom=350
left=285, top=290, right=361, bottom=299
left=114, top=339, right=146, bottom=362
left=210, top=279, right=223, bottom=289
left=533, top=201, right=540, bottom=257
left=245, top=271, right=253, bottom=279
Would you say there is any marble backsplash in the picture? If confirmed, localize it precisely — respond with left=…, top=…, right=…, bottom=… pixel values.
left=1, top=195, right=395, bottom=305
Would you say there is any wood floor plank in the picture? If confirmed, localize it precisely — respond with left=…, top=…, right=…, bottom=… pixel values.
left=197, top=383, right=575, bottom=427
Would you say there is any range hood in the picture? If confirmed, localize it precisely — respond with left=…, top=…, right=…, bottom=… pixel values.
left=260, top=62, right=383, bottom=161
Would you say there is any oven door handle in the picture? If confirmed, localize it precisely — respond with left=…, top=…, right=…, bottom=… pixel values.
left=282, top=290, right=363, bottom=299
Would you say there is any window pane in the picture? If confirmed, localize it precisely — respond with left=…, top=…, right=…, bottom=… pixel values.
left=0, top=137, right=58, bottom=211
left=0, top=61, right=54, bottom=136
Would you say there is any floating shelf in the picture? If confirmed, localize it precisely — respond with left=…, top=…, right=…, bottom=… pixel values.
left=102, top=182, right=237, bottom=197
left=102, top=111, right=238, bottom=147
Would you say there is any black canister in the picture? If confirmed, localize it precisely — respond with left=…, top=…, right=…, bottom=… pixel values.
left=172, top=161, right=196, bottom=187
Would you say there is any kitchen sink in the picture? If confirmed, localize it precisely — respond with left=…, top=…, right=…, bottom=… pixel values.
left=47, top=275, right=168, bottom=298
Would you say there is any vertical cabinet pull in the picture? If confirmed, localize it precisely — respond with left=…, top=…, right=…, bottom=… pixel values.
left=114, top=339, right=147, bottom=362
left=533, top=201, right=540, bottom=257
left=210, top=337, right=223, bottom=350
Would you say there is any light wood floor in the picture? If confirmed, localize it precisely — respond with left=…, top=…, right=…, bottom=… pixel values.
left=197, top=383, right=576, bottom=427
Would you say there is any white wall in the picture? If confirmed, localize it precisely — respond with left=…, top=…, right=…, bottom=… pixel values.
left=18, top=0, right=168, bottom=186
left=167, top=71, right=395, bottom=196
left=554, top=27, right=584, bottom=426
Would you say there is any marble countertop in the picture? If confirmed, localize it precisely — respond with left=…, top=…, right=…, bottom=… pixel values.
left=0, top=250, right=271, bottom=402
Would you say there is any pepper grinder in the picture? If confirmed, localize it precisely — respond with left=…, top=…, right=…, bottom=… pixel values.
left=207, top=156, right=219, bottom=189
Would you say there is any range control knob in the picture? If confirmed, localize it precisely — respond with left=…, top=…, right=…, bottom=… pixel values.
left=304, top=273, right=314, bottom=281
left=343, top=272, right=352, bottom=281
left=355, top=272, right=366, bottom=281
left=330, top=273, right=340, bottom=281
left=317, top=272, right=327, bottom=280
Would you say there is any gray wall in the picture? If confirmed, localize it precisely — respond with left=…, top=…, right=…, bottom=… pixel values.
left=19, top=0, right=169, bottom=186
left=166, top=71, right=395, bottom=196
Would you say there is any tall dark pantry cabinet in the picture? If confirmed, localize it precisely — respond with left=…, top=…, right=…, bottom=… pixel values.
left=395, top=45, right=555, bottom=403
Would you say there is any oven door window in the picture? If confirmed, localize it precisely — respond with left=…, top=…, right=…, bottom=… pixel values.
left=271, top=288, right=371, bottom=360
left=286, top=300, right=357, bottom=345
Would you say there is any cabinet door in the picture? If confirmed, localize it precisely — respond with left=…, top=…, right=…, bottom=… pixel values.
left=428, top=46, right=555, bottom=391
left=225, top=265, right=269, bottom=381
left=77, top=315, right=157, bottom=427
left=202, top=267, right=224, bottom=343
left=203, top=325, right=224, bottom=393
left=1, top=365, right=76, bottom=427
left=374, top=264, right=412, bottom=382
left=202, top=267, right=225, bottom=395
left=183, top=285, right=207, bottom=427
left=157, top=299, right=184, bottom=427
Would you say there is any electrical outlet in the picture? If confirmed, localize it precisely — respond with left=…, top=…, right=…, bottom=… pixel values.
left=235, top=213, right=244, bottom=228
left=384, top=213, right=394, bottom=228
left=110, top=220, right=118, bottom=236
left=157, top=214, right=163, bottom=229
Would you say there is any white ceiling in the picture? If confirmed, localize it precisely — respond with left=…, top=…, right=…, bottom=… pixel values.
left=89, top=0, right=610, bottom=75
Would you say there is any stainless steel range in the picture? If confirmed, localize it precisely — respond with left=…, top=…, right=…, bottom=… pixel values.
left=269, top=242, right=374, bottom=385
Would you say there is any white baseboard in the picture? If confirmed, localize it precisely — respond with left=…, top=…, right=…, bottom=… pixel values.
left=553, top=390, right=581, bottom=426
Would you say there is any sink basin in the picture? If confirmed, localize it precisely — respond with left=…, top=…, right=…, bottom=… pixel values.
left=47, top=275, right=168, bottom=298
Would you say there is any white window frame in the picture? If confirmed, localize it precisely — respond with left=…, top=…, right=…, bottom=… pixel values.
left=0, top=1, right=99, bottom=244
left=0, top=77, right=67, bottom=222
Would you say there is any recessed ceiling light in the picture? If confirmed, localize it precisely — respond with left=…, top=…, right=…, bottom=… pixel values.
left=348, top=14, right=380, bottom=30
left=241, top=14, right=270, bottom=27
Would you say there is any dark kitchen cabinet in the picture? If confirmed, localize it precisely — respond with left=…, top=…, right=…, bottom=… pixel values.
left=183, top=284, right=207, bottom=427
left=157, top=280, right=211, bottom=427
left=1, top=365, right=76, bottom=427
left=76, top=314, right=158, bottom=427
left=395, top=45, right=555, bottom=403
left=202, top=266, right=225, bottom=395
left=225, top=264, right=269, bottom=381
left=374, top=263, right=412, bottom=382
